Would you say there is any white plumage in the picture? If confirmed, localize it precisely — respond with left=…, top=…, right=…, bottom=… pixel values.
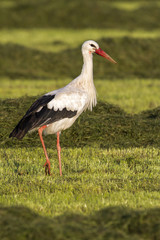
left=10, top=40, right=116, bottom=176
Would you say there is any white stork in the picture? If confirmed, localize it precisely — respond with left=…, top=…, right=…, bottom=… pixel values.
left=9, top=40, right=116, bottom=176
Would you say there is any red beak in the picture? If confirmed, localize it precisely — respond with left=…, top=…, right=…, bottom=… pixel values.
left=95, top=48, right=117, bottom=64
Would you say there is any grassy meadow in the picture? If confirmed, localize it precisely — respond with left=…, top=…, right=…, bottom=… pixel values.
left=0, top=0, right=160, bottom=239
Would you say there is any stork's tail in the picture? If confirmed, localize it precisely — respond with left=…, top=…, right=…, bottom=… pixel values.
left=9, top=115, right=33, bottom=140
left=9, top=126, right=27, bottom=140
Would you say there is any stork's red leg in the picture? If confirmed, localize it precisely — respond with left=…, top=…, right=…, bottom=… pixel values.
left=57, top=132, right=62, bottom=176
left=38, top=125, right=51, bottom=175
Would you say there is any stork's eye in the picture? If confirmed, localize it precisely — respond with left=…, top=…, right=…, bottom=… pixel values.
left=90, top=44, right=96, bottom=48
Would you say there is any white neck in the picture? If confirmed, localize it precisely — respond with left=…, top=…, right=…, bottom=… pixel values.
left=81, top=50, right=93, bottom=80
left=80, top=49, right=97, bottom=110
left=66, top=49, right=97, bottom=111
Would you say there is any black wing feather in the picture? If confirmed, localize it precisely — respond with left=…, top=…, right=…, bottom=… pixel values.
left=25, top=94, right=55, bottom=116
left=9, top=94, right=77, bottom=139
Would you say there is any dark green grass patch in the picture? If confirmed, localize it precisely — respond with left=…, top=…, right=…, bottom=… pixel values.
left=0, top=206, right=160, bottom=240
left=0, top=37, right=160, bottom=79
left=0, top=0, right=160, bottom=30
left=1, top=96, right=160, bottom=149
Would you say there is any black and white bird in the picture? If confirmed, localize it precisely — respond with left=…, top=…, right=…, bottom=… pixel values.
left=9, top=40, right=116, bottom=176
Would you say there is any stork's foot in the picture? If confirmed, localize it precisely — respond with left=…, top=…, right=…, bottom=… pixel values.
left=43, top=160, right=51, bottom=176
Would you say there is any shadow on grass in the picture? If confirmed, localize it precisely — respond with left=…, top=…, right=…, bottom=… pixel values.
left=1, top=97, right=160, bottom=149
left=0, top=205, right=160, bottom=240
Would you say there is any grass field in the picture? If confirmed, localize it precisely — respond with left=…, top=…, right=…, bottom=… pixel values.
left=0, top=0, right=160, bottom=239
left=1, top=78, right=160, bottom=113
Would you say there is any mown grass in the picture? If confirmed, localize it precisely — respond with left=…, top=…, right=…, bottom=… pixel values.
left=1, top=37, right=160, bottom=79
left=0, top=0, right=160, bottom=29
left=1, top=78, right=160, bottom=113
left=111, top=1, right=160, bottom=10
left=1, top=97, right=160, bottom=149
left=1, top=29, right=160, bottom=53
left=1, top=206, right=160, bottom=240
left=1, top=147, right=160, bottom=216
left=1, top=84, right=160, bottom=225
left=1, top=0, right=160, bottom=238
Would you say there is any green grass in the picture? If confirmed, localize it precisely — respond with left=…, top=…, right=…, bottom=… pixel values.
left=1, top=0, right=160, bottom=238
left=1, top=78, right=160, bottom=113
left=1, top=206, right=160, bottom=240
left=0, top=145, right=160, bottom=238
left=1, top=37, right=160, bottom=79
left=1, top=147, right=160, bottom=217
left=0, top=0, right=160, bottom=29
left=111, top=1, right=160, bottom=10
left=1, top=82, right=160, bottom=222
left=1, top=29, right=160, bottom=53
left=1, top=97, right=160, bottom=149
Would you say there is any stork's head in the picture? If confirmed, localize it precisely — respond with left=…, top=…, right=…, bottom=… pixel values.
left=82, top=40, right=117, bottom=64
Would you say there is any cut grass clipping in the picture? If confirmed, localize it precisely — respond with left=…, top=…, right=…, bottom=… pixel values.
left=0, top=206, right=160, bottom=240
left=0, top=0, right=160, bottom=29
left=1, top=97, right=160, bottom=148
left=0, top=37, right=160, bottom=80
